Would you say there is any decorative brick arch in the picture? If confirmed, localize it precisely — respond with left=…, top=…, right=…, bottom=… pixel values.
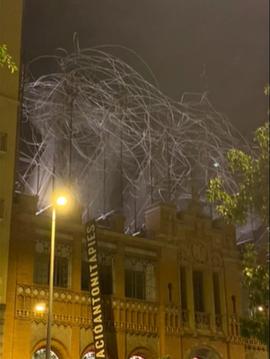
left=31, top=339, right=69, bottom=359
left=127, top=347, right=157, bottom=359
left=187, top=345, right=221, bottom=359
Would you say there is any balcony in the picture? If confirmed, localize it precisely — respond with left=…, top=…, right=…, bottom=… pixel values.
left=0, top=132, right=7, bottom=155
left=15, top=284, right=159, bottom=335
left=229, top=335, right=268, bottom=353
left=195, top=311, right=211, bottom=330
left=215, top=313, right=223, bottom=332
left=164, top=306, right=225, bottom=335
left=244, top=338, right=268, bottom=352
left=16, top=283, right=230, bottom=338
left=181, top=309, right=189, bottom=327
left=228, top=314, right=240, bottom=336
left=164, top=305, right=190, bottom=334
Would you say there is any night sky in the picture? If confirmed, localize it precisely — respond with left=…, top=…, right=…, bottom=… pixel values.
left=23, top=0, right=268, bottom=135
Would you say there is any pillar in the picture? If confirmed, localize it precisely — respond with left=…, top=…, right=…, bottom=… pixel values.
left=204, top=269, right=216, bottom=332
left=114, top=241, right=125, bottom=359
left=72, top=234, right=82, bottom=292
left=219, top=270, right=228, bottom=335
left=185, top=265, right=195, bottom=330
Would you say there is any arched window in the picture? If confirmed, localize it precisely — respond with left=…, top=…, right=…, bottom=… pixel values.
left=129, top=356, right=146, bottom=359
left=82, top=350, right=115, bottom=359
left=189, top=345, right=221, bottom=359
left=31, top=348, right=59, bottom=359
left=82, top=351, right=95, bottom=359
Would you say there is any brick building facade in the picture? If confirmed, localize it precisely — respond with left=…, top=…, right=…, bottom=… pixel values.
left=0, top=0, right=24, bottom=352
left=2, top=193, right=268, bottom=359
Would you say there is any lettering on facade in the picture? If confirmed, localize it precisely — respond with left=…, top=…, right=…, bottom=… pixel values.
left=85, top=221, right=107, bottom=358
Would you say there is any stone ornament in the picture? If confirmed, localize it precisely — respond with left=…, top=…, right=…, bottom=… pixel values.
left=35, top=239, right=71, bottom=258
left=211, top=252, right=223, bottom=268
left=192, top=243, right=207, bottom=264
left=178, top=243, right=191, bottom=264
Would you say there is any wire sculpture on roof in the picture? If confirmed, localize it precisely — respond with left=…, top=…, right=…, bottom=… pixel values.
left=19, top=41, right=248, bottom=231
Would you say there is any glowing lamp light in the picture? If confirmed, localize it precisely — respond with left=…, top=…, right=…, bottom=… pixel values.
left=258, top=306, right=264, bottom=312
left=213, top=162, right=219, bottom=168
left=56, top=196, right=67, bottom=206
left=35, top=303, right=46, bottom=312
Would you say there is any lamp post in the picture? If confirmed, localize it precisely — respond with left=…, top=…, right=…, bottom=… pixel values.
left=46, top=196, right=67, bottom=359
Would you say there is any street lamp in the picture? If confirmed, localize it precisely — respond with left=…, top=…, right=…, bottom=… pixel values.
left=35, top=302, right=46, bottom=312
left=45, top=194, right=68, bottom=359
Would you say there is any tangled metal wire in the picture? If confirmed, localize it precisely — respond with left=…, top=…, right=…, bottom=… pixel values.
left=20, top=43, right=248, bottom=231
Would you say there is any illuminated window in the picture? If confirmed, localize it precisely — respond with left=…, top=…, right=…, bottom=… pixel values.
left=129, top=356, right=146, bottom=359
left=82, top=351, right=95, bottom=359
left=82, top=351, right=115, bottom=359
left=31, top=348, right=59, bottom=359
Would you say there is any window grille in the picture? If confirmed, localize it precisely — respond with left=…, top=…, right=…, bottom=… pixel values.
left=34, top=252, right=49, bottom=285
left=125, top=269, right=145, bottom=299
left=54, top=256, right=69, bottom=287
left=33, top=240, right=71, bottom=288
left=124, top=257, right=156, bottom=301
left=34, top=253, right=69, bottom=287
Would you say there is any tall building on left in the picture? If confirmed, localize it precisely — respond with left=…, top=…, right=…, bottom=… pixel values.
left=0, top=0, right=24, bottom=353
